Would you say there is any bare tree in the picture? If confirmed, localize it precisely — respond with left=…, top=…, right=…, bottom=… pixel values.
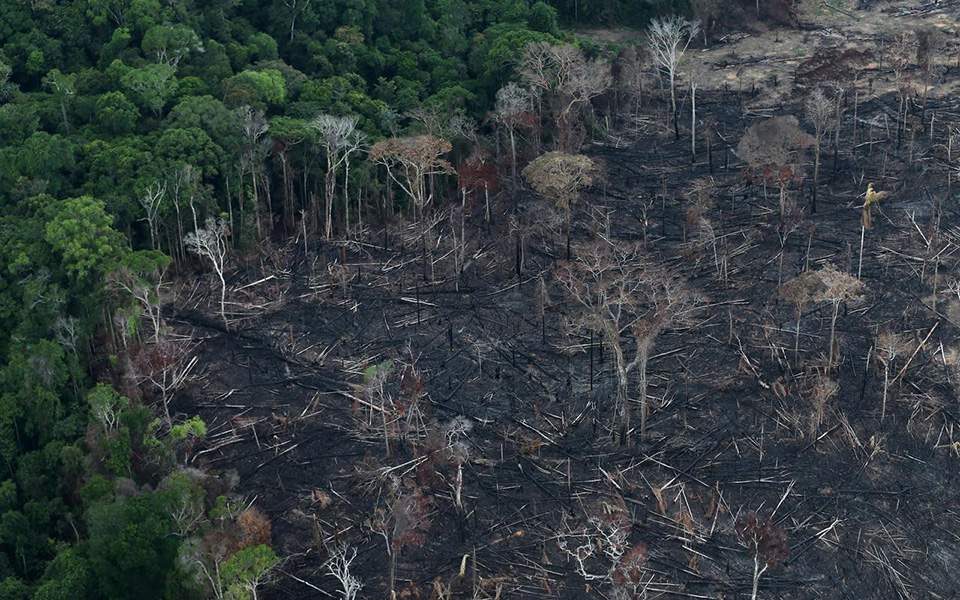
left=370, top=135, right=454, bottom=221
left=780, top=270, right=824, bottom=364
left=109, top=253, right=170, bottom=344
left=736, top=512, right=789, bottom=600
left=238, top=106, right=269, bottom=239
left=522, top=151, right=598, bottom=258
left=519, top=43, right=611, bottom=151
left=804, top=89, right=834, bottom=213
left=646, top=16, right=700, bottom=140
left=324, top=543, right=363, bottom=600
left=616, top=46, right=647, bottom=121
left=737, top=115, right=814, bottom=219
left=813, top=263, right=865, bottom=367
left=557, top=241, right=699, bottom=443
left=876, top=331, right=908, bottom=422
left=689, top=62, right=708, bottom=161
left=311, top=114, right=365, bottom=239
left=185, top=216, right=230, bottom=327
left=494, top=82, right=532, bottom=185
left=139, top=181, right=166, bottom=250
left=135, top=338, right=199, bottom=425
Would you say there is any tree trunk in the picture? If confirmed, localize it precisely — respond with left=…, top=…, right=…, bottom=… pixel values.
left=812, top=140, right=821, bottom=214
left=691, top=84, right=697, bottom=161
left=828, top=301, right=840, bottom=367
left=324, top=155, right=336, bottom=239
left=638, top=345, right=649, bottom=439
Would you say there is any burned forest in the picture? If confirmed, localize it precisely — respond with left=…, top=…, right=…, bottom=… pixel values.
left=3, top=0, right=960, bottom=599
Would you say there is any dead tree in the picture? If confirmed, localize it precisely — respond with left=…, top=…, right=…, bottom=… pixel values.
left=876, top=331, right=908, bottom=422
left=780, top=270, right=824, bottom=364
left=617, top=45, right=647, bottom=122
left=185, top=216, right=230, bottom=327
left=556, top=241, right=698, bottom=443
left=108, top=251, right=171, bottom=344
left=370, top=135, right=454, bottom=221
left=689, top=63, right=708, bottom=161
left=736, top=116, right=814, bottom=219
left=522, top=151, right=598, bottom=259
left=139, top=181, right=166, bottom=250
left=494, top=82, right=532, bottom=185
left=813, top=262, right=865, bottom=368
left=371, top=482, right=432, bottom=599
left=804, top=89, right=834, bottom=213
left=324, top=543, right=363, bottom=600
left=311, top=114, right=365, bottom=239
left=519, top=42, right=611, bottom=151
left=735, top=512, right=789, bottom=600
left=238, top=106, right=269, bottom=239
left=135, top=338, right=199, bottom=425
left=646, top=16, right=700, bottom=140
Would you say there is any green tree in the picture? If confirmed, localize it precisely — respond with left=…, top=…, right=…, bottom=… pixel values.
left=121, top=64, right=178, bottom=117
left=44, top=196, right=124, bottom=282
left=86, top=492, right=179, bottom=600
left=94, top=91, right=139, bottom=135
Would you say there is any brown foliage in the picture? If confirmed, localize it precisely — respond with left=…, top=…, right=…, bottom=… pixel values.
left=736, top=512, right=789, bottom=568
left=238, top=507, right=273, bottom=548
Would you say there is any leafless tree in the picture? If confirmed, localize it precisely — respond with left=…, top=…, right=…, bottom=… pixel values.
left=109, top=257, right=169, bottom=344
left=185, top=216, right=230, bottom=327
left=324, top=543, right=363, bottom=600
left=646, top=16, right=700, bottom=139
left=689, top=62, right=708, bottom=161
left=876, top=331, right=909, bottom=422
left=139, top=181, right=166, bottom=250
left=494, top=82, right=532, bottom=184
left=616, top=46, right=647, bottom=122
left=238, top=106, right=270, bottom=239
left=557, top=241, right=699, bottom=443
left=804, top=89, right=834, bottom=212
left=736, top=511, right=789, bottom=600
left=135, top=338, right=199, bottom=425
left=737, top=115, right=814, bottom=219
left=519, top=43, right=611, bottom=151
left=311, top=114, right=365, bottom=239
left=370, top=135, right=454, bottom=221
left=780, top=269, right=823, bottom=364
left=813, top=262, right=865, bottom=367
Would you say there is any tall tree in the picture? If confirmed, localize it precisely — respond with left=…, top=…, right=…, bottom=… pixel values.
left=646, top=16, right=700, bottom=140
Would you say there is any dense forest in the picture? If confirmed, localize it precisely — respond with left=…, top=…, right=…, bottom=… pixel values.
left=3, top=0, right=958, bottom=598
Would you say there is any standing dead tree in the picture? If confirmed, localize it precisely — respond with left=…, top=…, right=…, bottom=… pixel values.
left=494, top=82, right=533, bottom=186
left=324, top=543, right=363, bottom=600
left=813, top=262, right=865, bottom=368
left=876, top=330, right=909, bottom=422
left=737, top=116, right=814, bottom=219
left=311, top=114, right=365, bottom=239
left=185, top=216, right=230, bottom=327
left=370, top=135, right=454, bottom=222
left=557, top=494, right=649, bottom=598
left=108, top=251, right=171, bottom=344
left=780, top=269, right=824, bottom=365
left=613, top=45, right=646, bottom=121
left=556, top=241, right=698, bottom=443
left=139, top=181, right=166, bottom=250
left=804, top=89, right=834, bottom=213
left=735, top=512, right=789, bottom=600
left=646, top=16, right=700, bottom=140
left=519, top=42, right=611, bottom=152
left=238, top=106, right=270, bottom=239
left=522, top=151, right=598, bottom=259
